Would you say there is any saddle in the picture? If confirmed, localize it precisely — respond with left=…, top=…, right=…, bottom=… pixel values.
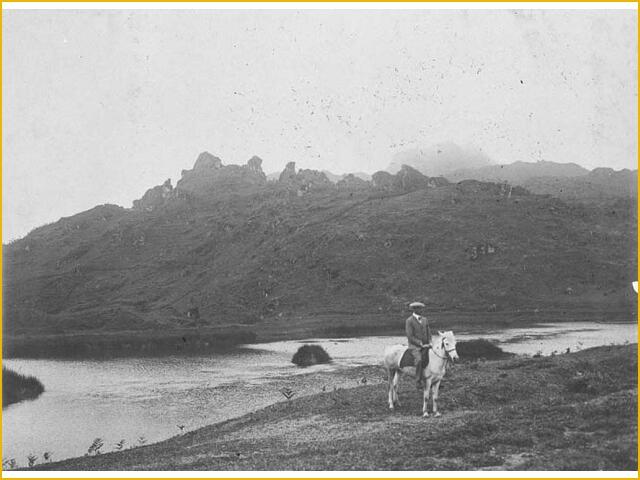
left=399, top=346, right=430, bottom=369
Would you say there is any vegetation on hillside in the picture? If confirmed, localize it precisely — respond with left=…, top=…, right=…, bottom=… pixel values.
left=3, top=154, right=636, bottom=355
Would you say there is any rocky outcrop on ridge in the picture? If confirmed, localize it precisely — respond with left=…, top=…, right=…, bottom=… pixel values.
left=336, top=174, right=370, bottom=190
left=276, top=162, right=332, bottom=194
left=133, top=179, right=174, bottom=212
left=176, top=152, right=268, bottom=198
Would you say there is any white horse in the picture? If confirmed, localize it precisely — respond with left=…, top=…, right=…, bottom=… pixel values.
left=383, top=331, right=459, bottom=417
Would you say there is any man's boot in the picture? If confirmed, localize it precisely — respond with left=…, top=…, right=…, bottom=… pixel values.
left=415, top=363, right=424, bottom=391
left=423, top=346, right=431, bottom=369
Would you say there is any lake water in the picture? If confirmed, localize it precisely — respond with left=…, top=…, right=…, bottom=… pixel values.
left=3, top=321, right=636, bottom=465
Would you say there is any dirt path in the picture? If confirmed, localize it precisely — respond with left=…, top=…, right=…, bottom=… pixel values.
left=30, top=345, right=637, bottom=471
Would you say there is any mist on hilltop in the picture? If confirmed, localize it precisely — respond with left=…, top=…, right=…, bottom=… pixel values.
left=387, top=143, right=494, bottom=177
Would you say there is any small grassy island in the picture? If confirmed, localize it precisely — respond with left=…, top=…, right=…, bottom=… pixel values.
left=3, top=367, right=45, bottom=407
left=291, top=344, right=332, bottom=367
left=456, top=339, right=514, bottom=361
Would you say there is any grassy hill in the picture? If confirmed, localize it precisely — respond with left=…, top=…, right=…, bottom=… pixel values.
left=3, top=153, right=637, bottom=356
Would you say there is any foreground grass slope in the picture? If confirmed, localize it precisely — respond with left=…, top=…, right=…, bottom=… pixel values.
left=40, top=345, right=637, bottom=471
left=4, top=155, right=636, bottom=356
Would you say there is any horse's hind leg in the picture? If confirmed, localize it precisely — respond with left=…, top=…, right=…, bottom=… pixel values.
left=387, top=369, right=395, bottom=410
left=392, top=370, right=401, bottom=407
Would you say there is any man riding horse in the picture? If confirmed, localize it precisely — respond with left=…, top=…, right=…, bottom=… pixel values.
left=405, top=301, right=431, bottom=390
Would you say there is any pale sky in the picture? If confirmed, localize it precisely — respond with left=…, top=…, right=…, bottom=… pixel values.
left=3, top=9, right=637, bottom=241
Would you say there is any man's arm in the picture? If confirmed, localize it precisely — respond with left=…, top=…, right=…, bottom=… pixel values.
left=405, top=318, right=423, bottom=347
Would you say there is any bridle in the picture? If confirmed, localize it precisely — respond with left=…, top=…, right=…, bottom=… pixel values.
left=431, top=337, right=457, bottom=360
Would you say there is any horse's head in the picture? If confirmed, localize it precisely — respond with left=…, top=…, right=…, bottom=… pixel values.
left=438, top=330, right=459, bottom=362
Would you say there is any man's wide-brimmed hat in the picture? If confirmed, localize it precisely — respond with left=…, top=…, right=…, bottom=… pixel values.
left=409, top=301, right=426, bottom=309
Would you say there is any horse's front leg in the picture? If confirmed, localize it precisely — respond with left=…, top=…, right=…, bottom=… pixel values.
left=432, top=380, right=442, bottom=417
left=392, top=371, right=401, bottom=407
left=387, top=369, right=395, bottom=410
left=422, top=377, right=433, bottom=417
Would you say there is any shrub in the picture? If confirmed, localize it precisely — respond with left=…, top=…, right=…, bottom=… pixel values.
left=456, top=339, right=511, bottom=361
left=291, top=344, right=331, bottom=367
left=567, top=377, right=591, bottom=393
left=87, top=438, right=104, bottom=455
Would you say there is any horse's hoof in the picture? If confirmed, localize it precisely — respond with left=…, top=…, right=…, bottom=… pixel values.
left=389, top=405, right=395, bottom=411
left=422, top=412, right=430, bottom=418
left=434, top=412, right=441, bottom=417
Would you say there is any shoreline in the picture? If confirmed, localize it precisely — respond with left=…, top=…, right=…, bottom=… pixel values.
left=5, top=310, right=637, bottom=360
left=19, top=344, right=639, bottom=471
left=6, top=361, right=385, bottom=465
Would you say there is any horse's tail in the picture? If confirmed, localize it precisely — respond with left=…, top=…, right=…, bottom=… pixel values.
left=383, top=345, right=406, bottom=372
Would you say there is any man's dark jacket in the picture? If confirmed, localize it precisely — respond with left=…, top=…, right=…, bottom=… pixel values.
left=405, top=315, right=431, bottom=348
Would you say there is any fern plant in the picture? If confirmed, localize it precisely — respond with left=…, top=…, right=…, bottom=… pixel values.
left=280, top=387, right=295, bottom=400
left=87, top=438, right=104, bottom=456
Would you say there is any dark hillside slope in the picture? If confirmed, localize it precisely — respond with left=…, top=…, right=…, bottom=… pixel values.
left=523, top=168, right=638, bottom=201
left=445, top=161, right=636, bottom=203
left=447, top=160, right=589, bottom=184
left=4, top=153, right=636, bottom=350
